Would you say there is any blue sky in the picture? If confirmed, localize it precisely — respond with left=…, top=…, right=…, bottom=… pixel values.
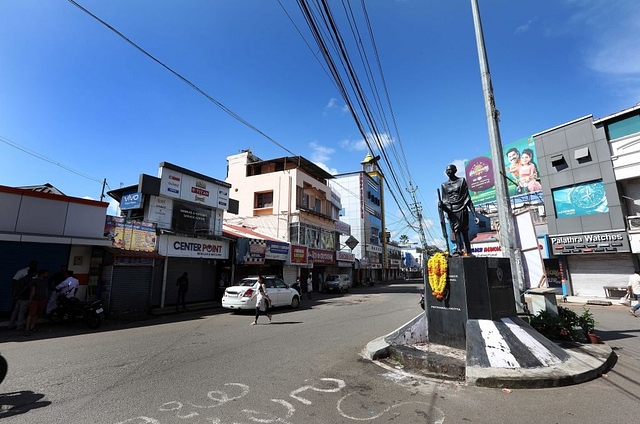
left=1, top=0, right=639, bottom=246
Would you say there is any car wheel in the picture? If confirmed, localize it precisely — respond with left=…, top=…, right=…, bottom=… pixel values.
left=290, top=296, right=300, bottom=309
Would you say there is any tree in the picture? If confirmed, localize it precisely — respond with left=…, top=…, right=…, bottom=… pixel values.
left=399, top=234, right=410, bottom=245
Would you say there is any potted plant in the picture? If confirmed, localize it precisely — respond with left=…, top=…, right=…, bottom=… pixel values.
left=578, top=308, right=601, bottom=343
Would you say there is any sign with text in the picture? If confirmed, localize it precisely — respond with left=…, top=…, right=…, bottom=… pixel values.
left=308, top=248, right=336, bottom=265
left=290, top=245, right=308, bottom=264
left=146, top=195, right=173, bottom=229
left=549, top=230, right=629, bottom=255
left=159, top=166, right=229, bottom=210
left=120, top=191, right=143, bottom=210
left=158, top=234, right=229, bottom=259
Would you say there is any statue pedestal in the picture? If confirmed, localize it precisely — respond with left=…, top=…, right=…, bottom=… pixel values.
left=426, top=256, right=516, bottom=349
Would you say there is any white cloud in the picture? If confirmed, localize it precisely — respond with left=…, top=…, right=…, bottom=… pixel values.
left=515, top=17, right=537, bottom=34
left=325, top=97, right=350, bottom=115
left=309, top=141, right=338, bottom=174
left=340, top=132, right=394, bottom=152
left=563, top=1, right=640, bottom=103
left=315, top=161, right=339, bottom=175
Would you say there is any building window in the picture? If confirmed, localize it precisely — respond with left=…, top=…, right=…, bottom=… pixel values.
left=314, top=198, right=322, bottom=213
left=606, top=115, right=640, bottom=140
left=254, top=191, right=273, bottom=208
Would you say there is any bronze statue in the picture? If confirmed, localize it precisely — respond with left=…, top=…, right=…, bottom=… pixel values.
left=438, top=164, right=479, bottom=257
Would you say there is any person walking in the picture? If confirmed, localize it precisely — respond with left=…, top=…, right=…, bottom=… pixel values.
left=176, top=272, right=189, bottom=311
left=306, top=273, right=313, bottom=300
left=250, top=275, right=272, bottom=325
left=628, top=269, right=640, bottom=317
left=8, top=268, right=37, bottom=331
left=25, top=269, right=49, bottom=336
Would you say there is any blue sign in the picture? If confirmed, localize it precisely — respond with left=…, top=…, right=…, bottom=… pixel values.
left=121, top=192, right=143, bottom=210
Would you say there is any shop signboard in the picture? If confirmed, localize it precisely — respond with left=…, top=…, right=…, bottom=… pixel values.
left=336, top=251, right=355, bottom=262
left=549, top=230, right=629, bottom=255
left=265, top=240, right=289, bottom=261
left=159, top=165, right=229, bottom=210
left=159, top=234, right=229, bottom=259
left=121, top=191, right=143, bottom=210
left=308, top=248, right=335, bottom=265
left=290, top=245, right=308, bottom=264
left=146, top=195, right=173, bottom=229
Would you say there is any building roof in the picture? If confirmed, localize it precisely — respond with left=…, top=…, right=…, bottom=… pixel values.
left=593, top=102, right=640, bottom=125
left=17, top=183, right=66, bottom=195
left=222, top=223, right=283, bottom=242
left=249, top=156, right=334, bottom=181
left=471, top=231, right=499, bottom=243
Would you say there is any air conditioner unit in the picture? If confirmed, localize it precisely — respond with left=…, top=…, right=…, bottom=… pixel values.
left=627, top=216, right=640, bottom=232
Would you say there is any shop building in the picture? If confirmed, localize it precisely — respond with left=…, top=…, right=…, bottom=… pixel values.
left=533, top=112, right=635, bottom=297
left=108, top=162, right=233, bottom=311
left=0, top=184, right=112, bottom=314
left=224, top=150, right=345, bottom=290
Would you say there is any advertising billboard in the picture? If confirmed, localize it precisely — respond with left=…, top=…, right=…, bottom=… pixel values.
left=464, top=137, right=542, bottom=205
left=552, top=180, right=609, bottom=218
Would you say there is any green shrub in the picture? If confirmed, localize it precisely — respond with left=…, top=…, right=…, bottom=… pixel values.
left=527, top=306, right=594, bottom=342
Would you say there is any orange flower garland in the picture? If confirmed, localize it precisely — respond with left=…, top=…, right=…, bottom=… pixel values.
left=427, top=252, right=448, bottom=300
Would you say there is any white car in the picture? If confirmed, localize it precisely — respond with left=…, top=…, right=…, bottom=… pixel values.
left=222, top=276, right=301, bottom=310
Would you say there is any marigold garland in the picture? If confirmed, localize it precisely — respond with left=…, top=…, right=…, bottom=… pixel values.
left=427, top=252, right=448, bottom=301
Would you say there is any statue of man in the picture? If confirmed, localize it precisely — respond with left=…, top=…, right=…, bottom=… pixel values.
left=438, top=164, right=480, bottom=256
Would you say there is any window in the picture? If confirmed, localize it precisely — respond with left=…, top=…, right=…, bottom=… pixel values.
left=314, top=198, right=322, bottom=212
left=607, top=115, right=640, bottom=140
left=254, top=191, right=273, bottom=208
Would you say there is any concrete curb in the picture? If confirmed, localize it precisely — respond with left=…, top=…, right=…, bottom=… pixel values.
left=363, top=312, right=616, bottom=388
left=467, top=342, right=615, bottom=388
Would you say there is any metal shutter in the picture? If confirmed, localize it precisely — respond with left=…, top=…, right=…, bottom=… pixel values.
left=282, top=266, right=298, bottom=286
left=110, top=266, right=153, bottom=314
left=566, top=253, right=634, bottom=297
left=166, top=257, right=217, bottom=305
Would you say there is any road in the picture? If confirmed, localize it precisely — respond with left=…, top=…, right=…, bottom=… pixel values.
left=1, top=281, right=640, bottom=423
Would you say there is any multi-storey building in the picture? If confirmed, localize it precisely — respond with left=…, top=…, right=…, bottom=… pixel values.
left=330, top=153, right=386, bottom=284
left=225, top=150, right=352, bottom=289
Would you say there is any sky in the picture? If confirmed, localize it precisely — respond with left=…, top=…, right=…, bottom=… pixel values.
left=1, top=0, right=639, bottom=246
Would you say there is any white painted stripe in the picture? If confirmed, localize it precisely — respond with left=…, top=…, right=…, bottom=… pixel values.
left=501, top=318, right=563, bottom=366
left=477, top=320, right=521, bottom=369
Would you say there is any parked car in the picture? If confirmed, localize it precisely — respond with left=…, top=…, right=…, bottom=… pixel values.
left=222, top=276, right=300, bottom=310
left=324, top=274, right=351, bottom=293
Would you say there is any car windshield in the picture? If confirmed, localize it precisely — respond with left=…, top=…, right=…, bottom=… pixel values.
left=237, top=279, right=258, bottom=287
left=326, top=275, right=339, bottom=281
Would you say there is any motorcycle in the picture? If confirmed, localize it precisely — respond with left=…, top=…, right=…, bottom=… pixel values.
left=49, top=295, right=105, bottom=329
left=419, top=290, right=425, bottom=310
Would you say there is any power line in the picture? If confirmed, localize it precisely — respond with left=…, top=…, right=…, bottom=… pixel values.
left=68, top=0, right=297, bottom=157
left=0, top=135, right=104, bottom=184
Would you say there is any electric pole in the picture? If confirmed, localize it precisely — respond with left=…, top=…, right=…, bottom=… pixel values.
left=470, top=0, right=525, bottom=311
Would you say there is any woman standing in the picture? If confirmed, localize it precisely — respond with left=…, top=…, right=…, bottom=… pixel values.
left=250, top=275, right=272, bottom=325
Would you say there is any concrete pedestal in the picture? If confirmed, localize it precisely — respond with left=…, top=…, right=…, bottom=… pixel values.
left=426, top=256, right=516, bottom=349
left=528, top=288, right=559, bottom=316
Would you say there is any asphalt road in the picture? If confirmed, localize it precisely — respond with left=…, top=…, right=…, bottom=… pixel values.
left=1, top=282, right=640, bottom=424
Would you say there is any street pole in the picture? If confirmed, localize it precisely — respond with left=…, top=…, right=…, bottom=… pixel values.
left=470, top=0, right=525, bottom=311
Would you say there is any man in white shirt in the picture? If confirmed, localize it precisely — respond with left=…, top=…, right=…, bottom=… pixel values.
left=56, top=270, right=79, bottom=299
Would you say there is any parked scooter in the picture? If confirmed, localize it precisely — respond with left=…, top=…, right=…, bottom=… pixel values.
left=49, top=296, right=105, bottom=329
left=419, top=290, right=425, bottom=310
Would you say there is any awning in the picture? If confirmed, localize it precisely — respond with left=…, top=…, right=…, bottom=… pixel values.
left=223, top=223, right=283, bottom=242
left=104, top=247, right=166, bottom=259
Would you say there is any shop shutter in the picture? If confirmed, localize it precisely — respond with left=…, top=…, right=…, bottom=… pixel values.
left=282, top=266, right=298, bottom=286
left=0, top=241, right=71, bottom=313
left=567, top=253, right=634, bottom=297
left=166, top=257, right=217, bottom=305
left=110, top=266, right=153, bottom=314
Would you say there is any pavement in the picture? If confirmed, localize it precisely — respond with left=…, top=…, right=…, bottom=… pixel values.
left=1, top=283, right=621, bottom=390
left=362, top=292, right=619, bottom=389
